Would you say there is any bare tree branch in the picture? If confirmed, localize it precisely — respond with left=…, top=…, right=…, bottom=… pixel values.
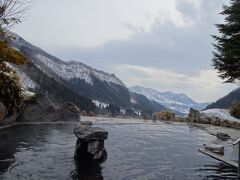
left=0, top=0, right=32, bottom=39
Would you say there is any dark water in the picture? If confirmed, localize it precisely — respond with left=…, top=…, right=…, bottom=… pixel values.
left=0, top=121, right=238, bottom=180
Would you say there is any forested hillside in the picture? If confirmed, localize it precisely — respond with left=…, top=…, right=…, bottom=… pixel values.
left=206, top=88, right=240, bottom=109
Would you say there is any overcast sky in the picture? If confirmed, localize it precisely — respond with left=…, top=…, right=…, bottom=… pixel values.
left=13, top=0, right=237, bottom=102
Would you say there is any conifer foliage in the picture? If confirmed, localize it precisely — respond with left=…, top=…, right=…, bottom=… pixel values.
left=212, top=0, right=240, bottom=83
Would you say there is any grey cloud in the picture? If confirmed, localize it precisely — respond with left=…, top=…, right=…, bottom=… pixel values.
left=51, top=0, right=227, bottom=76
left=19, top=0, right=234, bottom=102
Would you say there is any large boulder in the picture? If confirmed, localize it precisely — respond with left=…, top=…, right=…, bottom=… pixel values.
left=203, top=144, right=224, bottom=155
left=0, top=102, right=7, bottom=122
left=22, top=94, right=81, bottom=122
left=0, top=102, right=18, bottom=126
left=188, top=108, right=200, bottom=123
left=216, top=132, right=231, bottom=141
left=152, top=111, right=175, bottom=121
left=210, top=117, right=221, bottom=126
left=74, top=125, right=108, bottom=142
left=74, top=124, right=108, bottom=163
left=22, top=93, right=56, bottom=122
left=54, top=102, right=81, bottom=121
left=229, top=121, right=240, bottom=129
left=220, top=120, right=230, bottom=128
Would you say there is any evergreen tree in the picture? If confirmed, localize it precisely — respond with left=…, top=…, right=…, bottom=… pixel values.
left=212, top=0, right=240, bottom=83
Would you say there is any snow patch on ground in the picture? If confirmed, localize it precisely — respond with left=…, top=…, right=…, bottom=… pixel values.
left=11, top=66, right=38, bottom=90
left=93, top=100, right=109, bottom=108
left=202, top=109, right=240, bottom=122
left=22, top=90, right=36, bottom=100
left=130, top=97, right=137, bottom=104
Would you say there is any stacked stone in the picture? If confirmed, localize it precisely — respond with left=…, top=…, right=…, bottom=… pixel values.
left=74, top=122, right=108, bottom=163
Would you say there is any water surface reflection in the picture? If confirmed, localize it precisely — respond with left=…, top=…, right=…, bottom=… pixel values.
left=0, top=121, right=238, bottom=179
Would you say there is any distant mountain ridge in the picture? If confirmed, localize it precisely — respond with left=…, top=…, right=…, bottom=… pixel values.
left=9, top=33, right=208, bottom=115
left=130, top=86, right=209, bottom=114
left=206, top=88, right=240, bottom=109
left=130, top=92, right=168, bottom=114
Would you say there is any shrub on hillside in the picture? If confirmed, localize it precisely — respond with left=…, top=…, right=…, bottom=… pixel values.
left=152, top=111, right=175, bottom=121
left=230, top=102, right=240, bottom=119
left=0, top=68, right=23, bottom=115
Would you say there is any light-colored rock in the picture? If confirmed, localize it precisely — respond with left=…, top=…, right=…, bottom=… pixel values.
left=203, top=144, right=224, bottom=155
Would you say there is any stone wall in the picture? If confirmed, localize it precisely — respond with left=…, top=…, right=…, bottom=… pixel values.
left=146, top=108, right=240, bottom=130
left=186, top=108, right=240, bottom=129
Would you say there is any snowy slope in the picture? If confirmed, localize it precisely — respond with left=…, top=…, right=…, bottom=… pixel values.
left=8, top=62, right=38, bottom=90
left=92, top=100, right=109, bottom=108
left=17, top=69, right=38, bottom=90
left=36, top=54, right=125, bottom=87
left=10, top=33, right=130, bottom=106
left=130, top=86, right=208, bottom=114
left=10, top=33, right=125, bottom=88
left=202, top=109, right=240, bottom=122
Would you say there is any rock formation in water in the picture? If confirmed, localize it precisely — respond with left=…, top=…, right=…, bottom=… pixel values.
left=74, top=122, right=108, bottom=163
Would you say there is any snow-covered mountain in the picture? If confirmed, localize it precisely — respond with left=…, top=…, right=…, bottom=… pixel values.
left=130, top=86, right=209, bottom=114
left=130, top=92, right=168, bottom=114
left=34, top=54, right=125, bottom=87
left=10, top=34, right=130, bottom=106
